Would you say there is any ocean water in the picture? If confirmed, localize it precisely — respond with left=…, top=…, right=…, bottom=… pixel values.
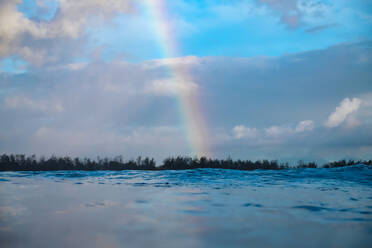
left=0, top=165, right=371, bottom=248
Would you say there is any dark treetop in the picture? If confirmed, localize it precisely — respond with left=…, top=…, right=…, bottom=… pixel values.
left=0, top=154, right=371, bottom=171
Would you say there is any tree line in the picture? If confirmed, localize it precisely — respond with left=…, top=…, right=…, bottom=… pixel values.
left=0, top=154, right=371, bottom=171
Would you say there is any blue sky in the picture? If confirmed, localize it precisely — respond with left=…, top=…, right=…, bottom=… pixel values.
left=0, top=0, right=371, bottom=163
left=6, top=0, right=372, bottom=65
left=86, top=0, right=372, bottom=61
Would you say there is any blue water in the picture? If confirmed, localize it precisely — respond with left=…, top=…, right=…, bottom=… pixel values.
left=0, top=165, right=371, bottom=248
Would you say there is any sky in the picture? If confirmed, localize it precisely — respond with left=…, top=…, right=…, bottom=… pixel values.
left=0, top=0, right=372, bottom=163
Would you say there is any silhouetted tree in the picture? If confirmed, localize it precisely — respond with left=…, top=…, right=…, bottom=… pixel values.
left=0, top=154, right=370, bottom=171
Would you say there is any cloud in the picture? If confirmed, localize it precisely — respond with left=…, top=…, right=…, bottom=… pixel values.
left=147, top=56, right=201, bottom=68
left=258, top=0, right=330, bottom=28
left=325, top=98, right=362, bottom=128
left=232, top=125, right=258, bottom=139
left=305, top=23, right=338, bottom=34
left=4, top=95, right=64, bottom=113
left=258, top=0, right=301, bottom=28
left=265, top=125, right=293, bottom=137
left=0, top=0, right=134, bottom=65
left=0, top=42, right=371, bottom=161
left=145, top=78, right=199, bottom=96
left=31, top=126, right=186, bottom=159
left=232, top=119, right=314, bottom=142
left=295, top=120, right=314, bottom=132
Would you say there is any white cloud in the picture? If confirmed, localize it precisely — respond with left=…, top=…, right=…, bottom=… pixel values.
left=258, top=0, right=331, bottom=28
left=325, top=98, right=362, bottom=128
left=145, top=77, right=199, bottom=96
left=0, top=42, right=371, bottom=161
left=232, top=125, right=258, bottom=139
left=31, top=126, right=187, bottom=160
left=233, top=119, right=314, bottom=141
left=259, top=0, right=301, bottom=28
left=295, top=120, right=314, bottom=132
left=0, top=0, right=134, bottom=64
left=265, top=125, right=292, bottom=137
left=144, top=56, right=201, bottom=69
left=64, top=62, right=88, bottom=71
left=46, top=62, right=89, bottom=71
left=4, top=95, right=64, bottom=113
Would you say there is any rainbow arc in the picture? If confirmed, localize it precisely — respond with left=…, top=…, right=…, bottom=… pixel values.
left=145, top=0, right=211, bottom=158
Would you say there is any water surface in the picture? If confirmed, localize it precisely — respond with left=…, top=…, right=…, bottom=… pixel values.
left=1, top=165, right=371, bottom=248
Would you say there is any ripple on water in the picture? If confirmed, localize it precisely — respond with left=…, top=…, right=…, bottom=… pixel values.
left=293, top=205, right=331, bottom=212
left=358, top=211, right=372, bottom=215
left=132, top=182, right=147, bottom=187
left=0, top=166, right=371, bottom=248
left=243, top=203, right=263, bottom=208
left=1, top=164, right=371, bottom=188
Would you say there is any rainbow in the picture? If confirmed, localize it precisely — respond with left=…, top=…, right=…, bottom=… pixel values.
left=144, top=0, right=211, bottom=158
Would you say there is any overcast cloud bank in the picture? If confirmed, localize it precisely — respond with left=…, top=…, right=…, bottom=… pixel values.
left=1, top=41, right=371, bottom=162
left=0, top=0, right=371, bottom=162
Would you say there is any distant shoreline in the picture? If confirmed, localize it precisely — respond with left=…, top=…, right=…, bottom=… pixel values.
left=0, top=154, right=371, bottom=171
